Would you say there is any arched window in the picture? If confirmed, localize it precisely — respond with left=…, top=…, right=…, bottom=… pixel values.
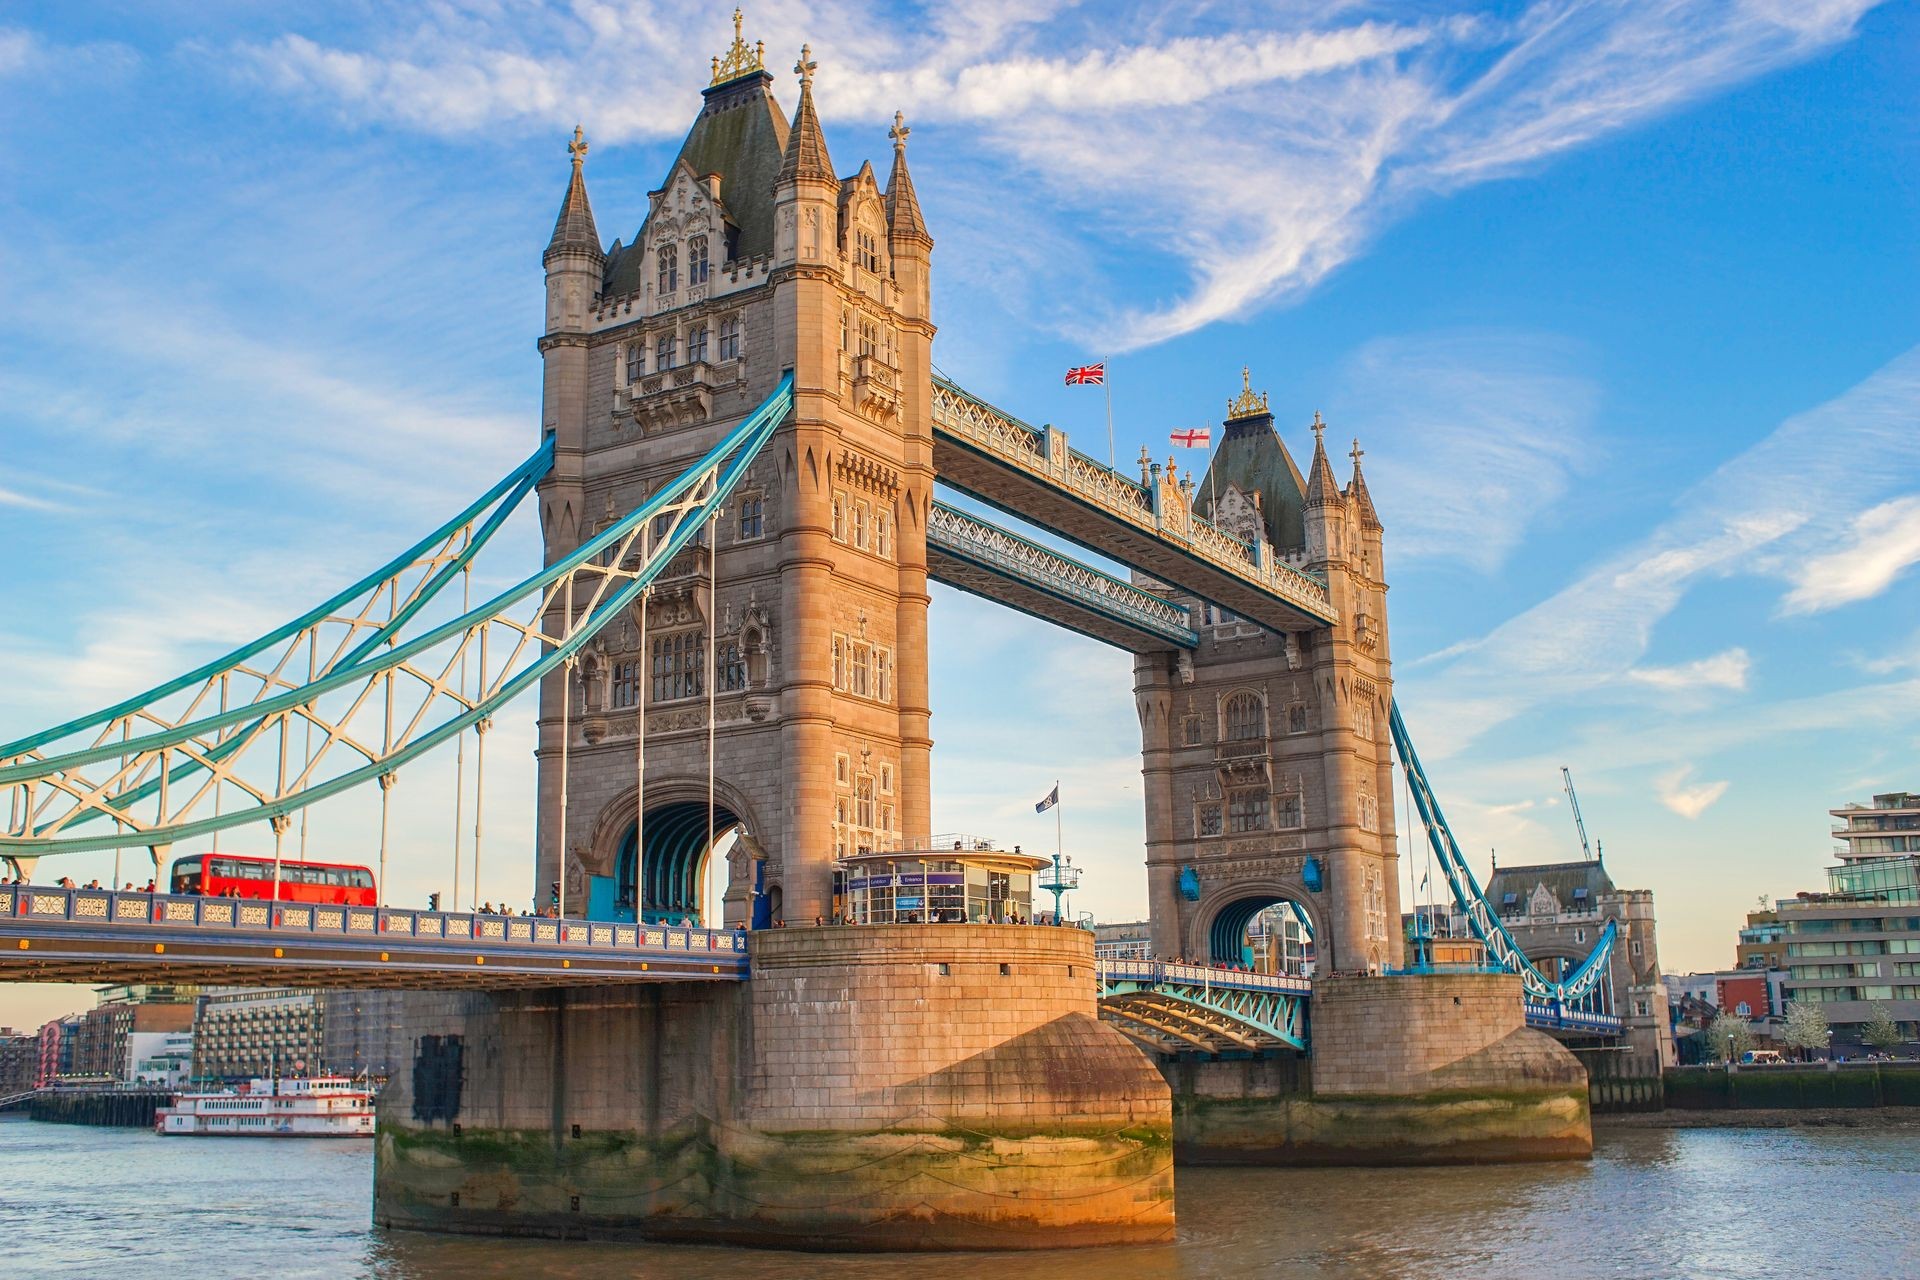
left=1277, top=795, right=1303, bottom=829
left=874, top=509, right=891, bottom=559
left=625, top=343, right=644, bottom=384
left=855, top=228, right=881, bottom=274
left=655, top=331, right=677, bottom=371
left=687, top=235, right=709, bottom=284
left=1224, top=692, right=1263, bottom=742
left=1288, top=703, right=1309, bottom=734
left=687, top=325, right=708, bottom=364
left=718, top=315, right=742, bottom=361
left=657, top=243, right=678, bottom=295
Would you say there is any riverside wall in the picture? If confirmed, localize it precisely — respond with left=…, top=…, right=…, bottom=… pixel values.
left=1169, top=972, right=1593, bottom=1165
left=373, top=925, right=1173, bottom=1250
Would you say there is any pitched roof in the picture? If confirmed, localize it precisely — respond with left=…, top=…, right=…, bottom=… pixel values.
left=1304, top=418, right=1344, bottom=510
left=1194, top=410, right=1308, bottom=551
left=604, top=72, right=790, bottom=295
left=1484, top=859, right=1616, bottom=915
left=1348, top=447, right=1382, bottom=531
left=885, top=122, right=929, bottom=243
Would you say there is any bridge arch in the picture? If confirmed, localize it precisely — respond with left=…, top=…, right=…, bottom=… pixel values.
left=589, top=779, right=761, bottom=926
left=1187, top=879, right=1326, bottom=971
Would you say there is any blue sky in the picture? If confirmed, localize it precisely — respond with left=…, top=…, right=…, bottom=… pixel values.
left=2, top=2, right=1916, bottom=1027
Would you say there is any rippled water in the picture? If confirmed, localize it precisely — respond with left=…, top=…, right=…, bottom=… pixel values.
left=3, top=1116, right=1915, bottom=1278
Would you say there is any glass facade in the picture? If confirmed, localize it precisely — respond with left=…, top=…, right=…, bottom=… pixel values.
left=833, top=851, right=1044, bottom=924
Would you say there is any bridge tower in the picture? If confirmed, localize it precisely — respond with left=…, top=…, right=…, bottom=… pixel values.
left=1137, top=379, right=1401, bottom=972
left=534, top=26, right=935, bottom=925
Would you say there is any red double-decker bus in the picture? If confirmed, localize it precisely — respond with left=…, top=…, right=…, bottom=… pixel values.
left=168, top=854, right=377, bottom=906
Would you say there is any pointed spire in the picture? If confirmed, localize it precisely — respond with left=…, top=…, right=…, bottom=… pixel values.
left=1305, top=411, right=1342, bottom=509
left=885, top=110, right=930, bottom=243
left=546, top=124, right=602, bottom=260
left=1347, top=437, right=1382, bottom=530
left=778, top=44, right=835, bottom=184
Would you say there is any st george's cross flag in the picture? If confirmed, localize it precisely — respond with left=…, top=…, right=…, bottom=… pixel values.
left=1035, top=785, right=1060, bottom=813
left=1170, top=427, right=1211, bottom=448
left=1064, top=363, right=1105, bottom=385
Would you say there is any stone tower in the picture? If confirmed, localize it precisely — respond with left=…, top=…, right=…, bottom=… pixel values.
left=1135, top=377, right=1401, bottom=972
left=534, top=23, right=935, bottom=925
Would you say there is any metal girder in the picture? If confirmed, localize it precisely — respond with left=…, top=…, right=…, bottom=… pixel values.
left=926, top=500, right=1198, bottom=651
left=1, top=375, right=794, bottom=859
left=1391, top=699, right=1617, bottom=1006
left=1097, top=962, right=1310, bottom=1051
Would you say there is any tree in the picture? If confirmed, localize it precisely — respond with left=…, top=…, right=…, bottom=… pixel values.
left=1861, top=1002, right=1904, bottom=1052
left=1781, top=1000, right=1830, bottom=1059
left=1709, top=1011, right=1757, bottom=1062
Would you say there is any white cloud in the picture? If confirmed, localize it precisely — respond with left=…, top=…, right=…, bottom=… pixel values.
left=222, top=2, right=1888, bottom=349
left=1338, top=330, right=1596, bottom=571
left=0, top=483, right=65, bottom=513
left=1655, top=765, right=1729, bottom=819
left=1781, top=494, right=1920, bottom=614
left=1627, top=648, right=1752, bottom=693
left=0, top=28, right=33, bottom=75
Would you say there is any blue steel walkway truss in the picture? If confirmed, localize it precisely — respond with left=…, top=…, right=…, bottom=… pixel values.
left=1098, top=960, right=1309, bottom=1053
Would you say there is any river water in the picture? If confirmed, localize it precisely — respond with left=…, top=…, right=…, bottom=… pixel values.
left=1, top=1117, right=1914, bottom=1278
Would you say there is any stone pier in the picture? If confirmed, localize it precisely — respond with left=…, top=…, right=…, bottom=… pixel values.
left=1169, top=972, right=1593, bottom=1165
left=374, top=925, right=1173, bottom=1249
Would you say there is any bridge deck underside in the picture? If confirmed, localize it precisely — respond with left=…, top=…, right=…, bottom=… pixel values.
left=933, top=441, right=1331, bottom=634
left=0, top=923, right=746, bottom=989
left=927, top=549, right=1190, bottom=653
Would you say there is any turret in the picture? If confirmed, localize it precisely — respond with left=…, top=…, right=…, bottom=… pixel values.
left=1302, top=412, right=1347, bottom=569
left=539, top=126, right=603, bottom=555
left=884, top=111, right=932, bottom=322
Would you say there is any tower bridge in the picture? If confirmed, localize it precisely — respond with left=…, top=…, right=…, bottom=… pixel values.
left=0, top=13, right=1646, bottom=1250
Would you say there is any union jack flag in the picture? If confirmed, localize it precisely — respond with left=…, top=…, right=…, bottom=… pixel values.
left=1064, top=363, right=1105, bottom=386
left=1170, top=427, right=1211, bottom=448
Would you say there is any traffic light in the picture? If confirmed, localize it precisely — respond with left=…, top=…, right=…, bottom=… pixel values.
left=549, top=881, right=560, bottom=909
left=427, top=892, right=440, bottom=911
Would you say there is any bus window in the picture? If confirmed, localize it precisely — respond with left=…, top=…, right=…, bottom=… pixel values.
left=172, top=869, right=201, bottom=894
left=350, top=870, right=374, bottom=889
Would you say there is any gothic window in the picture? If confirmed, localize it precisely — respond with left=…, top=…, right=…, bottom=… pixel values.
left=858, top=317, right=880, bottom=359
left=1228, top=791, right=1268, bottom=833
left=856, top=776, right=875, bottom=829
left=737, top=493, right=764, bottom=540
left=650, top=631, right=703, bottom=702
left=1288, top=703, right=1309, bottom=734
left=610, top=661, right=641, bottom=709
left=835, top=753, right=851, bottom=786
left=880, top=764, right=893, bottom=793
left=688, top=235, right=709, bottom=284
left=832, top=492, right=847, bottom=542
left=718, top=314, right=742, bottom=361
left=1357, top=792, right=1379, bottom=832
left=840, top=309, right=851, bottom=353
left=1183, top=717, right=1202, bottom=747
left=851, top=501, right=869, bottom=550
left=877, top=648, right=892, bottom=703
left=687, top=325, right=709, bottom=364
left=1364, top=866, right=1386, bottom=942
left=849, top=641, right=871, bottom=697
left=855, top=228, right=881, bottom=274
left=651, top=512, right=672, bottom=544
left=831, top=636, right=846, bottom=689
left=1277, top=794, right=1303, bottom=829
left=874, top=509, right=891, bottom=559
left=625, top=343, right=644, bottom=384
left=830, top=634, right=892, bottom=704
left=655, top=331, right=677, bottom=371
left=1352, top=702, right=1374, bottom=742
left=880, top=803, right=894, bottom=833
left=719, top=640, right=746, bottom=692
left=657, top=243, right=678, bottom=295
left=1224, top=692, right=1263, bottom=742
left=1198, top=805, right=1222, bottom=837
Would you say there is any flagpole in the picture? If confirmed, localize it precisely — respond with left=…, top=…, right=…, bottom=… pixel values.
left=1207, top=418, right=1217, bottom=516
left=1103, top=360, right=1115, bottom=467
left=1054, top=780, right=1063, bottom=923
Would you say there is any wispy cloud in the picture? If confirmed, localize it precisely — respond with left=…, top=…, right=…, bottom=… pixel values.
left=222, top=2, right=1888, bottom=349
left=1339, top=330, right=1596, bottom=572
left=1781, top=495, right=1920, bottom=614
left=0, top=484, right=66, bottom=513
left=1627, top=648, right=1752, bottom=693
left=1655, top=765, right=1729, bottom=819
left=0, top=28, right=33, bottom=76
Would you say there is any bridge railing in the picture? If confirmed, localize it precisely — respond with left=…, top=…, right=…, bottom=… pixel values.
left=1523, top=1001, right=1624, bottom=1034
left=1098, top=958, right=1313, bottom=996
left=0, top=885, right=748, bottom=956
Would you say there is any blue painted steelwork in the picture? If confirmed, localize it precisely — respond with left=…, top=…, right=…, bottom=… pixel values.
left=1389, top=699, right=1617, bottom=1009
left=611, top=801, right=744, bottom=925
left=1524, top=1002, right=1624, bottom=1035
left=926, top=500, right=1199, bottom=649
left=0, top=883, right=748, bottom=986
left=2, top=375, right=795, bottom=857
left=1097, top=959, right=1309, bottom=1052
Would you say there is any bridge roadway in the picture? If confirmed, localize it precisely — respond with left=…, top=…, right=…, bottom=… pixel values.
left=0, top=885, right=747, bottom=988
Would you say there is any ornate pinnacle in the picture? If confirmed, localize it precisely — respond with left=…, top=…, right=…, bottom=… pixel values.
left=709, top=8, right=767, bottom=86
left=1226, top=366, right=1270, bottom=421
left=1310, top=410, right=1326, bottom=441
left=567, top=124, right=588, bottom=167
left=890, top=110, right=911, bottom=153
left=795, top=43, right=817, bottom=87
left=1349, top=438, right=1364, bottom=466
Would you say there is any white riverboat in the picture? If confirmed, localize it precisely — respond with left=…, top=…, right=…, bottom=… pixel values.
left=155, top=1075, right=375, bottom=1138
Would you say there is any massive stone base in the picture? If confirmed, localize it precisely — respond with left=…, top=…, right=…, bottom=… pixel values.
left=1166, top=973, right=1592, bottom=1166
left=374, top=926, right=1173, bottom=1250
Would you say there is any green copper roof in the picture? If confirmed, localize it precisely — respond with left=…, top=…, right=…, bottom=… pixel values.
left=1195, top=411, right=1309, bottom=552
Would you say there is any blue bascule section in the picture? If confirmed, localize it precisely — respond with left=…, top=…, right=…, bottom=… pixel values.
left=0, top=374, right=795, bottom=863
left=1390, top=700, right=1621, bottom=1035
left=1098, top=960, right=1309, bottom=1053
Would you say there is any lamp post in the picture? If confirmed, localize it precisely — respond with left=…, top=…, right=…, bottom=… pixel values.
left=1039, top=853, right=1080, bottom=926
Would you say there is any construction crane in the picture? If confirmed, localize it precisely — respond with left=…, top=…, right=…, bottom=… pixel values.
left=1561, top=766, right=1599, bottom=863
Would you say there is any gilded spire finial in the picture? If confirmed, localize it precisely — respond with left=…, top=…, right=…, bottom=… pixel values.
left=1226, top=366, right=1270, bottom=421
left=890, top=110, right=910, bottom=153
left=709, top=8, right=767, bottom=86
left=795, top=43, right=817, bottom=88
left=568, top=124, right=588, bottom=168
